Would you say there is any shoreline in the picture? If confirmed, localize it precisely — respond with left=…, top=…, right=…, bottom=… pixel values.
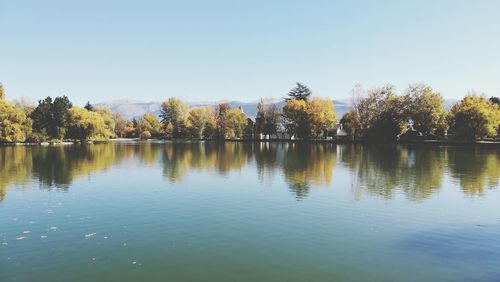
left=2, top=138, right=500, bottom=147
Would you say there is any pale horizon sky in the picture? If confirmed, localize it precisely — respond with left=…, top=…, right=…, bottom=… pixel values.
left=1, top=0, right=500, bottom=106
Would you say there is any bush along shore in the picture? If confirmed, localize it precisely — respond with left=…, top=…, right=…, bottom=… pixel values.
left=1, top=82, right=500, bottom=145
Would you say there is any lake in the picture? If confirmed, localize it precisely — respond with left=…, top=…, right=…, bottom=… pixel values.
left=1, top=142, right=499, bottom=281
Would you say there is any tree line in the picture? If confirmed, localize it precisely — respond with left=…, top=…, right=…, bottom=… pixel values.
left=341, top=84, right=500, bottom=141
left=0, top=82, right=499, bottom=143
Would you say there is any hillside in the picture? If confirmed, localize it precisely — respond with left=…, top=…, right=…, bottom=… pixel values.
left=94, top=98, right=458, bottom=121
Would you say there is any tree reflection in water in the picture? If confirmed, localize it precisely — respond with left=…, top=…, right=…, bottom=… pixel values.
left=1, top=143, right=499, bottom=201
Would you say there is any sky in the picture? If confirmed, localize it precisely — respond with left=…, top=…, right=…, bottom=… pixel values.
left=1, top=0, right=500, bottom=106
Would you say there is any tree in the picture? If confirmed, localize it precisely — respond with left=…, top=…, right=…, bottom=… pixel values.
left=137, top=113, right=162, bottom=138
left=140, top=130, right=152, bottom=140
left=52, top=96, right=73, bottom=138
left=160, top=98, right=189, bottom=138
left=340, top=110, right=361, bottom=141
left=255, top=99, right=280, bottom=137
left=255, top=99, right=266, bottom=136
left=188, top=107, right=210, bottom=138
left=354, top=85, right=405, bottom=141
left=67, top=107, right=111, bottom=141
left=489, top=97, right=500, bottom=106
left=215, top=103, right=230, bottom=139
left=95, top=107, right=116, bottom=138
left=225, top=108, right=248, bottom=139
left=306, top=97, right=336, bottom=138
left=264, top=104, right=280, bottom=136
left=286, top=82, right=312, bottom=101
left=404, top=84, right=448, bottom=137
left=0, top=83, right=4, bottom=100
left=30, top=96, right=72, bottom=140
left=203, top=111, right=217, bottom=139
left=282, top=99, right=308, bottom=138
left=0, top=100, right=32, bottom=142
left=84, top=101, right=94, bottom=111
left=449, top=94, right=500, bottom=140
left=164, top=122, right=174, bottom=139
left=113, top=112, right=135, bottom=138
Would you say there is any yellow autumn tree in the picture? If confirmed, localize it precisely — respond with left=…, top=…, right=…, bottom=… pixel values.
left=160, top=98, right=189, bottom=138
left=0, top=83, right=4, bottom=100
left=0, top=100, right=32, bottom=142
left=449, top=94, right=500, bottom=140
left=225, top=108, right=248, bottom=139
left=136, top=113, right=162, bottom=138
left=95, top=107, right=117, bottom=138
left=67, top=107, right=112, bottom=141
left=306, top=97, right=336, bottom=138
left=188, top=107, right=210, bottom=138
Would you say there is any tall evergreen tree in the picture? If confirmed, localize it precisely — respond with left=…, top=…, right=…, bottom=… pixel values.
left=489, top=97, right=500, bottom=106
left=84, top=101, right=94, bottom=111
left=286, top=82, right=312, bottom=101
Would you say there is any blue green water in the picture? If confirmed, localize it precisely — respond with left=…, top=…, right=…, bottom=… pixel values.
left=1, top=142, right=499, bottom=281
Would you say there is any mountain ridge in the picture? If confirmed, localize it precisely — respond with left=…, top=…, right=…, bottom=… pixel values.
left=94, top=98, right=459, bottom=120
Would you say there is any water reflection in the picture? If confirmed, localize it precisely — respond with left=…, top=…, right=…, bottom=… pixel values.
left=447, top=147, right=500, bottom=196
left=0, top=143, right=499, bottom=201
left=339, top=145, right=445, bottom=201
left=282, top=143, right=336, bottom=199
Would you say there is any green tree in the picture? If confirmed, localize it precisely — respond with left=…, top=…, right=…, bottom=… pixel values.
left=30, top=96, right=72, bottom=140
left=404, top=84, right=448, bottom=137
left=282, top=99, right=308, bottom=138
left=286, top=82, right=312, bottom=101
left=67, top=107, right=111, bottom=141
left=0, top=100, right=32, bottom=142
left=449, top=94, right=500, bottom=140
left=160, top=98, right=189, bottom=138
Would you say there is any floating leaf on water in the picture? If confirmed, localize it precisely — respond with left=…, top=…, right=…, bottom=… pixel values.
left=84, top=233, right=97, bottom=239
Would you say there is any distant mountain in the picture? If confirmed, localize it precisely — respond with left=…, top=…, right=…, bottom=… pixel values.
left=94, top=98, right=459, bottom=121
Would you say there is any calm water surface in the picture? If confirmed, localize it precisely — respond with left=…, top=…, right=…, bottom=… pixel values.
left=1, top=142, right=499, bottom=281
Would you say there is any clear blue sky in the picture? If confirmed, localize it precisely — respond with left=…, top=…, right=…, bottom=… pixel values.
left=1, top=0, right=500, bottom=105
